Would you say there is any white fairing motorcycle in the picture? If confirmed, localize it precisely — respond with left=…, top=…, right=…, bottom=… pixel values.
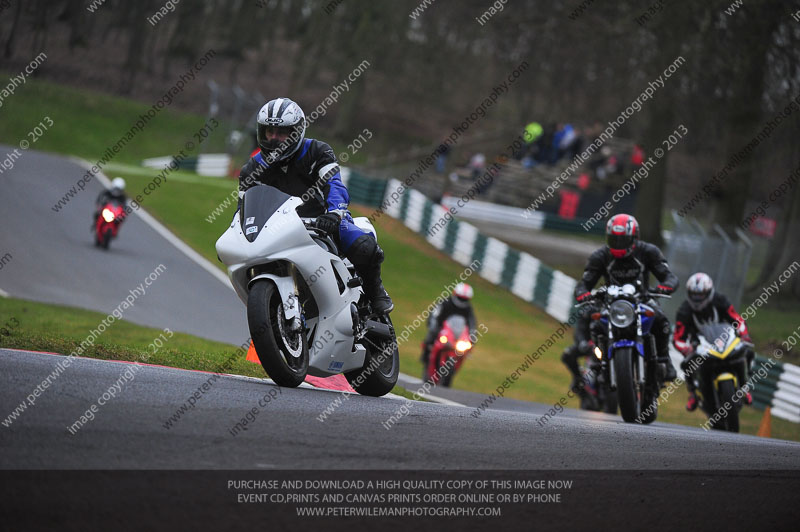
left=216, top=185, right=399, bottom=396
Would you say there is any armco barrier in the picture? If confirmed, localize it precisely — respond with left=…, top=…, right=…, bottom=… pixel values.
left=341, top=168, right=388, bottom=207
left=440, top=197, right=605, bottom=236
left=751, top=355, right=800, bottom=423
left=142, top=154, right=231, bottom=177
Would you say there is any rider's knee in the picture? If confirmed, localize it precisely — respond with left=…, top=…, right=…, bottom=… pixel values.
left=347, top=234, right=383, bottom=267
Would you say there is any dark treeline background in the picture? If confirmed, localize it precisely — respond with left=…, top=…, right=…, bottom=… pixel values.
left=1, top=0, right=799, bottom=291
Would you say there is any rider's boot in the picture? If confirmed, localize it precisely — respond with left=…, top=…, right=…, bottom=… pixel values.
left=348, top=235, right=393, bottom=315
left=655, top=321, right=677, bottom=381
left=561, top=346, right=588, bottom=398
left=657, top=346, right=677, bottom=381
left=420, top=342, right=431, bottom=366
left=361, top=263, right=394, bottom=315
left=686, top=392, right=699, bottom=411
left=682, top=357, right=698, bottom=410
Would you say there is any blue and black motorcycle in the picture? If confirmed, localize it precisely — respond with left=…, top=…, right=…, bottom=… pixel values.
left=580, top=283, right=671, bottom=423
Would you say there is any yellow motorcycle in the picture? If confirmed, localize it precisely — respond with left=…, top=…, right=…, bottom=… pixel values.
left=688, top=321, right=752, bottom=432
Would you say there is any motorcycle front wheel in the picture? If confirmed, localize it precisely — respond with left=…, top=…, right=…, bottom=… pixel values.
left=440, top=355, right=456, bottom=387
left=247, top=280, right=308, bottom=387
left=717, top=379, right=740, bottom=433
left=614, top=347, right=642, bottom=423
left=102, top=228, right=112, bottom=250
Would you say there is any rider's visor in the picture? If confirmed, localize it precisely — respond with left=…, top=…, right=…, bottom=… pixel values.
left=258, top=124, right=294, bottom=139
left=606, top=233, right=633, bottom=251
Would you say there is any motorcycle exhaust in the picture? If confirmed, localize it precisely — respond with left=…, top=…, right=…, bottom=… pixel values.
left=364, top=320, right=393, bottom=341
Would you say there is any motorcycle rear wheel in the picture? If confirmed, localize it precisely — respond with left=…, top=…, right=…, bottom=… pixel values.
left=247, top=280, right=308, bottom=388
left=346, top=314, right=398, bottom=397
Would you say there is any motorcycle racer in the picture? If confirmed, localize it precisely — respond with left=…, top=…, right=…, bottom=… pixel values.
left=674, top=272, right=754, bottom=411
left=575, top=213, right=679, bottom=381
left=237, top=98, right=393, bottom=314
left=420, top=283, right=477, bottom=368
left=93, top=177, right=127, bottom=226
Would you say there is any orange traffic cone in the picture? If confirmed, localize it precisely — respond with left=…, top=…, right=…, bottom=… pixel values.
left=756, top=406, right=772, bottom=438
left=246, top=341, right=260, bottom=363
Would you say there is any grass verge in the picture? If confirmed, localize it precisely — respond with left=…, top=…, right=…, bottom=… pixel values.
left=0, top=296, right=417, bottom=400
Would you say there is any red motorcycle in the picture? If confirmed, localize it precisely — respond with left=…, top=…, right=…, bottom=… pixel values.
left=95, top=201, right=125, bottom=249
left=424, top=316, right=473, bottom=387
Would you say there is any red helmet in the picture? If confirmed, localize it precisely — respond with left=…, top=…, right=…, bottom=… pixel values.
left=605, top=214, right=639, bottom=258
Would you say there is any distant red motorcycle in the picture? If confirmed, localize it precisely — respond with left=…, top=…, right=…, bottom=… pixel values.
left=94, top=201, right=125, bottom=249
left=424, top=315, right=473, bottom=387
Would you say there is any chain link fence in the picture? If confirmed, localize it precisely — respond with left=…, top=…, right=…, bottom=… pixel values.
left=662, top=211, right=753, bottom=319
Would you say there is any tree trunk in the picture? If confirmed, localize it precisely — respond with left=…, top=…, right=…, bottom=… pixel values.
left=3, top=0, right=23, bottom=58
left=712, top=5, right=782, bottom=231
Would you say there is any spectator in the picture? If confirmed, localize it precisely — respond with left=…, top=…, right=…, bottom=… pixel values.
left=554, top=123, right=582, bottom=162
left=630, top=144, right=644, bottom=168
left=520, top=121, right=544, bottom=168
left=436, top=142, right=450, bottom=174
left=535, top=123, right=557, bottom=164
left=468, top=152, right=486, bottom=179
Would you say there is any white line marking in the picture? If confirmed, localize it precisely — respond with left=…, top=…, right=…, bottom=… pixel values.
left=416, top=393, right=464, bottom=406
left=69, top=157, right=233, bottom=290
left=399, top=371, right=423, bottom=384
left=398, top=372, right=464, bottom=406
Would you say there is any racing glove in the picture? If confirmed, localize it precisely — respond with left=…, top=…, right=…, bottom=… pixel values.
left=576, top=291, right=592, bottom=303
left=315, top=212, right=341, bottom=234
left=654, top=284, right=675, bottom=295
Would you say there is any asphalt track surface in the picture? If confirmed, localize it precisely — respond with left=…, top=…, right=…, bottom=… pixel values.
left=1, top=147, right=799, bottom=472
left=3, top=348, right=800, bottom=470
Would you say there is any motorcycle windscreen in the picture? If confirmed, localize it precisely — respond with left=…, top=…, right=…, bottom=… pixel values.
left=697, top=322, right=735, bottom=351
left=444, top=315, right=468, bottom=336
left=241, top=185, right=292, bottom=243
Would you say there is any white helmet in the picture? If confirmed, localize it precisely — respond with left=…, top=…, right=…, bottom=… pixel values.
left=451, top=283, right=474, bottom=308
left=256, top=98, right=306, bottom=164
left=686, top=272, right=714, bottom=311
left=111, top=177, right=126, bottom=192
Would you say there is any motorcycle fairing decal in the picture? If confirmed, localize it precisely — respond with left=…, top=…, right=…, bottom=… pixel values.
left=245, top=226, right=258, bottom=235
left=327, top=360, right=344, bottom=371
left=709, top=336, right=741, bottom=359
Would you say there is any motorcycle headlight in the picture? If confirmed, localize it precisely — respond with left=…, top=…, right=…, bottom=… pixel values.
left=455, top=340, right=472, bottom=353
left=102, top=208, right=115, bottom=222
left=439, top=335, right=448, bottom=344
left=609, top=300, right=635, bottom=328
